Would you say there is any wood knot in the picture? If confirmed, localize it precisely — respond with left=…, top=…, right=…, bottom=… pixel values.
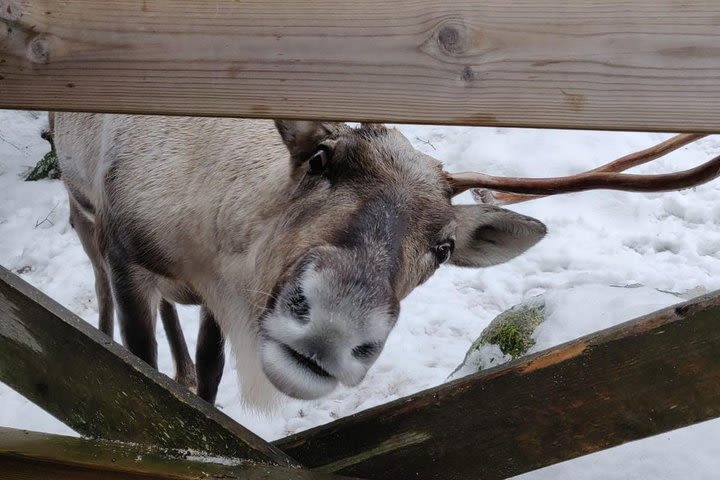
left=437, top=23, right=467, bottom=56
left=27, top=35, right=50, bottom=64
left=1, top=0, right=23, bottom=21
left=461, top=66, right=476, bottom=82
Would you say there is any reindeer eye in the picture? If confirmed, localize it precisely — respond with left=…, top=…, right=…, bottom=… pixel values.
left=307, top=148, right=329, bottom=175
left=433, top=239, right=455, bottom=264
left=352, top=342, right=380, bottom=359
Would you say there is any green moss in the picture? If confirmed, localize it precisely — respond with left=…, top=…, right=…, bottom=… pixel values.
left=452, top=297, right=546, bottom=377
left=488, top=322, right=531, bottom=359
left=478, top=298, right=544, bottom=359
left=25, top=149, right=60, bottom=181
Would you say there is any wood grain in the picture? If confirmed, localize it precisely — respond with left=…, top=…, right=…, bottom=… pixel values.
left=1, top=1, right=720, bottom=131
left=274, top=290, right=720, bottom=479
left=0, top=266, right=295, bottom=466
left=0, top=427, right=360, bottom=480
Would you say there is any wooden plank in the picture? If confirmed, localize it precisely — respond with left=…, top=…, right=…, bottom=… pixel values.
left=0, top=427, right=360, bottom=480
left=1, top=1, right=720, bottom=132
left=0, top=266, right=295, bottom=466
left=275, top=290, right=720, bottom=479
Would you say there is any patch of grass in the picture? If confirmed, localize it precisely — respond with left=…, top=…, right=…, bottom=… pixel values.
left=487, top=322, right=532, bottom=359
left=25, top=148, right=60, bottom=181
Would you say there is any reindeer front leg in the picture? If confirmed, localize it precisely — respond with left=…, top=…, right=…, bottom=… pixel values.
left=108, top=259, right=158, bottom=369
left=196, top=307, right=225, bottom=404
left=159, top=299, right=198, bottom=392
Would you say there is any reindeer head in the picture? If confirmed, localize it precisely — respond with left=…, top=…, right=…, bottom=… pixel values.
left=256, top=121, right=547, bottom=399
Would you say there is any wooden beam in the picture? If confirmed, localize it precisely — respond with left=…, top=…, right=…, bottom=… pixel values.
left=1, top=1, right=720, bottom=132
left=0, top=427, right=360, bottom=480
left=0, top=266, right=295, bottom=466
left=275, top=290, right=720, bottom=479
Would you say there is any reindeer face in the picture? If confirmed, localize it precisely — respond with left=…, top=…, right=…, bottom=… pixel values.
left=257, top=122, right=547, bottom=399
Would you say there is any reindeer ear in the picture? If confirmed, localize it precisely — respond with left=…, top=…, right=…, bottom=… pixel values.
left=275, top=120, right=347, bottom=163
left=360, top=122, right=386, bottom=130
left=450, top=204, right=546, bottom=267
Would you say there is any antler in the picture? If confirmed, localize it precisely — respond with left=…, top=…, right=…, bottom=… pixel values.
left=444, top=134, right=718, bottom=204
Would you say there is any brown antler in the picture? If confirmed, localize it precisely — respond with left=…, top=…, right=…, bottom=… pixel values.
left=444, top=134, right=716, bottom=203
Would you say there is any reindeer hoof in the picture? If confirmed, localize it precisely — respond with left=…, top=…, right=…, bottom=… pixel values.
left=175, top=372, right=198, bottom=394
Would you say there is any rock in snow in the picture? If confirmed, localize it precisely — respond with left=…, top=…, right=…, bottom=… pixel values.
left=452, top=295, right=546, bottom=378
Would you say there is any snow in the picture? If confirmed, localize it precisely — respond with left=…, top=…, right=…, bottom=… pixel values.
left=533, top=284, right=683, bottom=348
left=2, top=110, right=720, bottom=478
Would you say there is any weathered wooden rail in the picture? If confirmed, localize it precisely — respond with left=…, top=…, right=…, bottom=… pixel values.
left=3, top=265, right=720, bottom=479
left=0, top=267, right=293, bottom=466
left=276, top=291, right=720, bottom=479
left=0, top=427, right=359, bottom=480
left=2, top=1, right=720, bottom=132
left=2, top=1, right=720, bottom=478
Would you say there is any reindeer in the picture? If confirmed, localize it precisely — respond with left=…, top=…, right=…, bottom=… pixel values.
left=55, top=113, right=719, bottom=406
left=54, top=114, right=547, bottom=405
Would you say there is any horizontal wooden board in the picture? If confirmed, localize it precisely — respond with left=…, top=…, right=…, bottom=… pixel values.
left=1, top=1, right=720, bottom=132
left=0, top=427, right=360, bottom=480
left=0, top=266, right=295, bottom=466
left=275, top=290, right=720, bottom=479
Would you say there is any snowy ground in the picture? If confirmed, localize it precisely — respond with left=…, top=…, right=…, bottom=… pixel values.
left=1, top=110, right=719, bottom=478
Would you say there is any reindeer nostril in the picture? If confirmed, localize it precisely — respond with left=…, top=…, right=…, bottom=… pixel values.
left=287, top=290, right=310, bottom=320
left=352, top=342, right=380, bottom=359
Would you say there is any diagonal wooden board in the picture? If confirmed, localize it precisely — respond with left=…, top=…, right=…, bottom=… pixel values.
left=4, top=259, right=720, bottom=479
left=0, top=426, right=361, bottom=480
left=2, top=1, right=720, bottom=132
left=0, top=266, right=295, bottom=466
left=275, top=290, right=720, bottom=479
